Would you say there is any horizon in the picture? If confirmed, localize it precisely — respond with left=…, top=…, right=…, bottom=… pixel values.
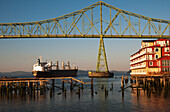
left=0, top=0, right=170, bottom=72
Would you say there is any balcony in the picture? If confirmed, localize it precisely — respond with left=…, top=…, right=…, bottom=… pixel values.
left=130, top=64, right=146, bottom=70
left=130, top=57, right=146, bottom=65
left=130, top=72, right=147, bottom=75
left=130, top=50, right=146, bottom=60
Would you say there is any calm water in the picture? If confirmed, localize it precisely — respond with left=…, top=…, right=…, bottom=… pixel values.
left=0, top=74, right=170, bottom=112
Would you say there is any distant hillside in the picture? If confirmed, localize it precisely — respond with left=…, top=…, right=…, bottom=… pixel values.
left=0, top=71, right=32, bottom=78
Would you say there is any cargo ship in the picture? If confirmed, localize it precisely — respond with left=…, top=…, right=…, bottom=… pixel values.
left=32, top=58, right=78, bottom=77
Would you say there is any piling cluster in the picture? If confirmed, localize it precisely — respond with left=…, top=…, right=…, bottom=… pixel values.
left=0, top=80, right=48, bottom=99
left=130, top=76, right=170, bottom=97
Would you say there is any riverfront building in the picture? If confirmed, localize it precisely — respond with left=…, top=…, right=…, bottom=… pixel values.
left=130, top=38, right=170, bottom=76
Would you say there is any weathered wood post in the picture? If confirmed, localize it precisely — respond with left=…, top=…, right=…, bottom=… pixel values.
left=52, top=79, right=55, bottom=91
left=125, top=76, right=128, bottom=84
left=163, top=76, right=166, bottom=87
left=9, top=82, right=13, bottom=91
left=43, top=81, right=46, bottom=91
left=1, top=83, right=4, bottom=95
left=91, top=78, right=93, bottom=90
left=136, top=77, right=138, bottom=87
left=40, top=81, right=43, bottom=94
left=62, top=78, right=65, bottom=92
left=50, top=88, right=52, bottom=98
left=27, top=82, right=30, bottom=94
left=160, top=78, right=163, bottom=87
left=110, top=82, right=113, bottom=90
left=121, top=75, right=124, bottom=88
left=70, top=79, right=73, bottom=91
left=105, top=87, right=108, bottom=96
left=143, top=78, right=146, bottom=85
left=81, top=78, right=83, bottom=90
left=32, top=82, right=35, bottom=95
left=101, top=85, right=104, bottom=89
left=36, top=81, right=39, bottom=91
left=91, top=78, right=93, bottom=97
left=64, top=89, right=66, bottom=98
left=14, top=83, right=17, bottom=93
left=121, top=75, right=124, bottom=98
left=78, top=87, right=80, bottom=98
left=137, top=86, right=139, bottom=97
left=0, top=83, right=2, bottom=95
left=36, top=81, right=39, bottom=96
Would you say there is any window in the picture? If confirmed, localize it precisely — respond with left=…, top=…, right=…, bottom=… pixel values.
left=164, top=47, right=169, bottom=52
left=155, top=55, right=158, bottom=59
left=155, top=48, right=159, bottom=52
left=150, top=61, right=153, bottom=66
left=149, top=55, right=152, bottom=60
left=162, top=60, right=165, bottom=66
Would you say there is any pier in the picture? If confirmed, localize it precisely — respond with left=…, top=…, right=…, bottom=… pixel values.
left=0, top=77, right=93, bottom=97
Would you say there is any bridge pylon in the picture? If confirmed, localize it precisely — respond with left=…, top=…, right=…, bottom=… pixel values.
left=96, top=35, right=108, bottom=72
left=88, top=35, right=114, bottom=78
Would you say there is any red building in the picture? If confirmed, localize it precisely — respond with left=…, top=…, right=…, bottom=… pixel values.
left=130, top=38, right=170, bottom=76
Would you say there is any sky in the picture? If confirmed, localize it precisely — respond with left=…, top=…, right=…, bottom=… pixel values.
left=0, top=0, right=170, bottom=72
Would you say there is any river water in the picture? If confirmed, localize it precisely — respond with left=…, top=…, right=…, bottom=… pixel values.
left=0, top=74, right=170, bottom=112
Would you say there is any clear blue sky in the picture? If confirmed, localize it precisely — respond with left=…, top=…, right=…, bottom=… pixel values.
left=0, top=0, right=170, bottom=72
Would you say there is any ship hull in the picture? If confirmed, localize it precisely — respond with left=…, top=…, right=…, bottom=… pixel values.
left=88, top=71, right=114, bottom=78
left=32, top=69, right=78, bottom=77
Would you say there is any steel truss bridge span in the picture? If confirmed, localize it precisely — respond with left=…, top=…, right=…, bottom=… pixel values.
left=0, top=1, right=170, bottom=73
left=0, top=1, right=170, bottom=39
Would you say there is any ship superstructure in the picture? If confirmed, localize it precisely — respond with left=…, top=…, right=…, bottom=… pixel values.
left=130, top=38, right=170, bottom=76
left=33, top=58, right=78, bottom=77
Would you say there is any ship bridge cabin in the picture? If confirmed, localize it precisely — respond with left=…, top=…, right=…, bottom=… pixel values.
left=130, top=38, right=170, bottom=76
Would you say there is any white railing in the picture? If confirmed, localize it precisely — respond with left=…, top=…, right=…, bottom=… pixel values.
left=130, top=72, right=147, bottom=75
left=130, top=50, right=146, bottom=60
left=130, top=64, right=146, bottom=70
left=130, top=57, right=146, bottom=65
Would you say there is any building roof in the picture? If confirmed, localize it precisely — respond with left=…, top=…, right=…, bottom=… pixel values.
left=142, top=40, right=155, bottom=42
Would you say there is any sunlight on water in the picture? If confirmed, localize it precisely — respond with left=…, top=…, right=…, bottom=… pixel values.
left=0, top=74, right=170, bottom=112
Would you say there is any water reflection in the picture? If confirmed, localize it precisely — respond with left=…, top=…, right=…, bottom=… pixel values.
left=0, top=76, right=170, bottom=112
left=131, top=85, right=170, bottom=111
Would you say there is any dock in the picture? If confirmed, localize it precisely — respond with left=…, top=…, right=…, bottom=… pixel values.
left=0, top=77, right=93, bottom=97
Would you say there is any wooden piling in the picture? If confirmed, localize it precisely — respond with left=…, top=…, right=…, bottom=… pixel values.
left=64, top=89, right=67, bottom=98
left=143, top=78, right=146, bottom=85
left=125, top=76, right=128, bottom=84
left=43, top=81, right=46, bottom=91
left=110, top=82, right=113, bottom=90
left=50, top=88, right=52, bottom=98
left=136, top=77, right=138, bottom=86
left=101, top=85, right=104, bottom=89
left=163, top=76, right=166, bottom=87
left=78, top=87, right=80, bottom=98
left=0, top=83, right=1, bottom=94
left=121, top=75, right=124, bottom=88
left=62, top=79, right=64, bottom=92
left=81, top=78, right=83, bottom=90
left=105, top=87, right=108, bottom=96
left=91, top=78, right=94, bottom=97
left=52, top=79, right=55, bottom=91
left=70, top=79, right=73, bottom=91
left=91, top=78, right=93, bottom=90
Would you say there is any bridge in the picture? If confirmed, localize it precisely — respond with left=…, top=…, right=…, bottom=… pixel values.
left=0, top=1, right=170, bottom=73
